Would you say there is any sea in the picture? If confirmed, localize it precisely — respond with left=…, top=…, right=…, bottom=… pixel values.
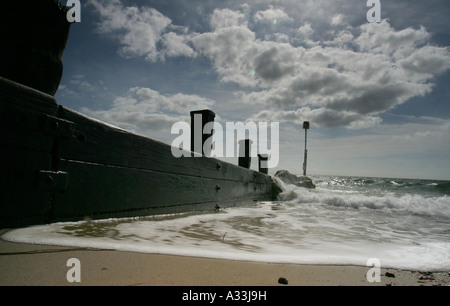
left=3, top=175, right=450, bottom=272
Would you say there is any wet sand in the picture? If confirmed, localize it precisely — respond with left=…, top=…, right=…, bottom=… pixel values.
left=1, top=230, right=449, bottom=287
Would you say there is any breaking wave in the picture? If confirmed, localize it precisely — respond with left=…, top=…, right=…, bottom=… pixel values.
left=3, top=175, right=450, bottom=271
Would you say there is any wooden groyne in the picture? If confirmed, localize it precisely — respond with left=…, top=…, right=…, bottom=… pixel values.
left=0, top=0, right=279, bottom=229
left=0, top=77, right=279, bottom=228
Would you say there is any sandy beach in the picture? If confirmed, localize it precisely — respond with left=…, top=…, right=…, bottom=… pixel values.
left=1, top=229, right=448, bottom=287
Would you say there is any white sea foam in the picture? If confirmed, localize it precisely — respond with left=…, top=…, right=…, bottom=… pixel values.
left=3, top=176, right=450, bottom=271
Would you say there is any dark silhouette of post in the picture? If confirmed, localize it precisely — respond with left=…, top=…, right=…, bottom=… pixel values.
left=238, top=139, right=252, bottom=169
left=190, top=110, right=216, bottom=156
left=302, top=121, right=309, bottom=176
left=258, top=154, right=269, bottom=175
left=0, top=0, right=72, bottom=96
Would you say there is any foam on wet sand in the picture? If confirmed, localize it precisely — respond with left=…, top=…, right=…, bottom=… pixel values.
left=1, top=230, right=448, bottom=286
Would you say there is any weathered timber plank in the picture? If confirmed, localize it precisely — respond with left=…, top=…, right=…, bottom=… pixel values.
left=0, top=77, right=58, bottom=152
left=50, top=159, right=272, bottom=222
left=0, top=78, right=61, bottom=228
left=0, top=77, right=58, bottom=110
left=0, top=147, right=52, bottom=228
left=0, top=105, right=59, bottom=152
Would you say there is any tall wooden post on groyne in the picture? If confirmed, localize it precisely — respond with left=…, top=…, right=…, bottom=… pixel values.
left=0, top=0, right=71, bottom=96
left=190, top=109, right=216, bottom=156
left=238, top=139, right=252, bottom=169
left=258, top=154, right=269, bottom=175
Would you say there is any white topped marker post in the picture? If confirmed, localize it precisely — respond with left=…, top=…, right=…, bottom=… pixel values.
left=302, top=121, right=309, bottom=176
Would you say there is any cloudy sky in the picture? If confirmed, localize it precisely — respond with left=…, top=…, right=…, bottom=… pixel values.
left=56, top=0, right=450, bottom=180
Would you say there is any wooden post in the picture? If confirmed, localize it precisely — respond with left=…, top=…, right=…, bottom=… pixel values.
left=258, top=154, right=269, bottom=175
left=190, top=110, right=216, bottom=156
left=0, top=0, right=71, bottom=96
left=238, top=139, right=252, bottom=169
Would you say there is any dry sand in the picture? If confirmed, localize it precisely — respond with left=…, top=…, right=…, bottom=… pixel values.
left=1, top=229, right=449, bottom=286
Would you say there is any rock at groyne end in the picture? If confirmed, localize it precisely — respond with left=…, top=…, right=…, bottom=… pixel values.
left=274, top=170, right=316, bottom=189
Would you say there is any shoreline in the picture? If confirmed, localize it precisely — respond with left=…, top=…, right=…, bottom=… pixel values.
left=1, top=229, right=449, bottom=286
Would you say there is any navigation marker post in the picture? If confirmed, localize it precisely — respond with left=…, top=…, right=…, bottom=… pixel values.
left=302, top=121, right=309, bottom=176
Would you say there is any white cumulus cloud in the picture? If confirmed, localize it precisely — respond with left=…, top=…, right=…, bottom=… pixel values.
left=88, top=1, right=450, bottom=131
